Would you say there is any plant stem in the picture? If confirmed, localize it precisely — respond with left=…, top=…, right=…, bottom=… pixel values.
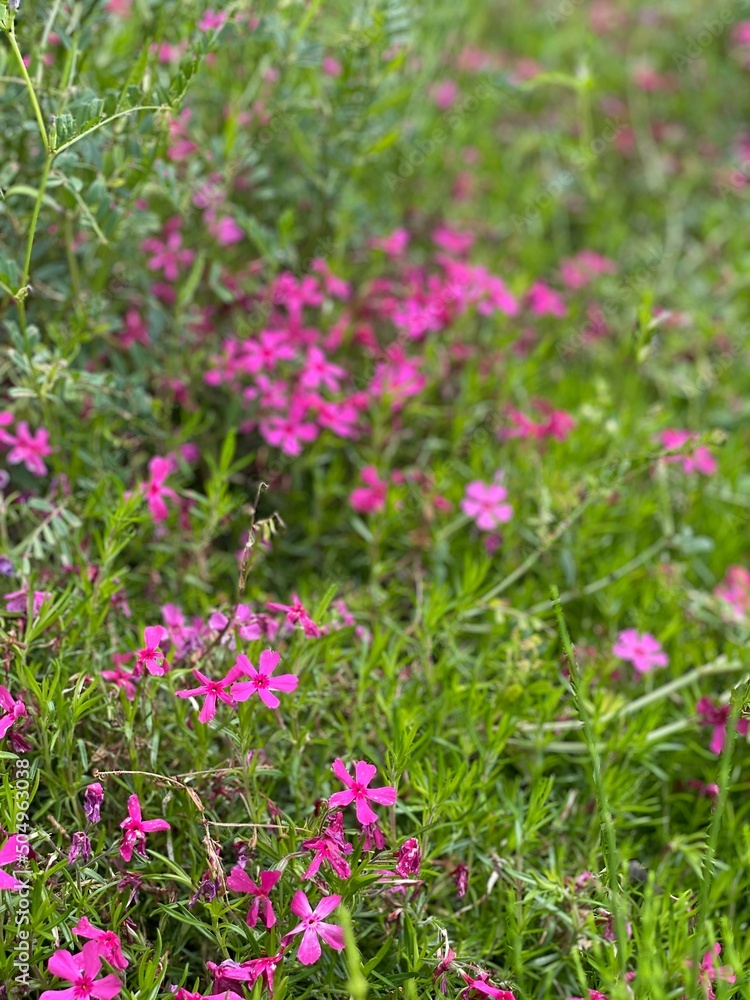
left=551, top=584, right=629, bottom=978
left=690, top=678, right=748, bottom=999
left=5, top=22, right=50, bottom=154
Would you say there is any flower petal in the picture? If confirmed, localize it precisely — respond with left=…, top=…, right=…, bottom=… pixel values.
left=331, top=758, right=353, bottom=786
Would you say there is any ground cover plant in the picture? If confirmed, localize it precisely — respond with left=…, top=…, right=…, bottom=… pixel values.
left=1, top=0, right=750, bottom=997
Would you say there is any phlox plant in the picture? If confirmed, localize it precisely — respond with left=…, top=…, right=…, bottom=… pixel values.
left=1, top=0, right=750, bottom=998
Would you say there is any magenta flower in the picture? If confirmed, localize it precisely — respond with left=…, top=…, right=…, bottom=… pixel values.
left=120, top=308, right=149, bottom=348
left=350, top=466, right=388, bottom=514
left=461, top=479, right=513, bottom=532
left=39, top=941, right=122, bottom=1000
left=659, top=429, right=717, bottom=476
left=226, top=865, right=281, bottom=928
left=714, top=565, right=750, bottom=620
left=4, top=587, right=51, bottom=616
left=172, top=991, right=243, bottom=1000
left=68, top=832, right=92, bottom=864
left=6, top=421, right=53, bottom=476
left=216, top=952, right=284, bottom=995
left=101, top=655, right=139, bottom=700
left=370, top=229, right=410, bottom=257
left=230, top=649, right=298, bottom=709
left=175, top=664, right=243, bottom=723
left=696, top=696, right=749, bottom=754
left=695, top=943, right=735, bottom=1000
left=142, top=225, right=194, bottom=282
left=198, top=8, right=228, bottom=31
left=136, top=625, right=169, bottom=676
left=281, top=890, right=345, bottom=965
left=119, top=794, right=170, bottom=862
left=84, top=783, right=104, bottom=824
left=396, top=837, right=422, bottom=878
left=612, top=629, right=668, bottom=674
left=0, top=686, right=26, bottom=739
left=460, top=971, right=516, bottom=999
left=266, top=594, right=320, bottom=635
left=302, top=813, right=353, bottom=879
left=142, top=456, right=178, bottom=522
left=329, top=759, right=397, bottom=826
left=525, top=280, right=567, bottom=317
left=0, top=835, right=27, bottom=890
left=72, top=917, right=128, bottom=970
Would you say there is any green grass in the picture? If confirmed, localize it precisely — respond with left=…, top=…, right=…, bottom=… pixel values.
left=1, top=0, right=750, bottom=998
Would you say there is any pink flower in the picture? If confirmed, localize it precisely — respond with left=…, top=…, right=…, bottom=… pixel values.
left=322, top=56, right=341, bottom=76
left=370, top=229, right=410, bottom=257
left=84, top=783, right=104, bottom=824
left=175, top=665, right=243, bottom=723
left=299, top=347, right=346, bottom=392
left=696, top=697, right=749, bottom=754
left=329, top=759, right=397, bottom=825
left=216, top=953, right=284, bottom=995
left=106, top=0, right=132, bottom=15
left=567, top=993, right=608, bottom=1000
left=281, top=891, right=345, bottom=965
left=172, top=991, right=243, bottom=1000
left=4, top=587, right=51, bottom=616
left=460, top=971, right=516, bottom=999
left=350, top=466, right=388, bottom=514
left=612, top=629, right=668, bottom=674
left=226, top=865, right=281, bottom=928
left=658, top=430, right=716, bottom=475
left=396, top=837, right=422, bottom=877
left=39, top=941, right=122, bottom=1000
left=142, top=226, right=194, bottom=282
left=230, top=649, right=298, bottom=709
left=7, top=422, right=53, bottom=476
left=259, top=406, right=318, bottom=456
left=266, top=595, right=320, bottom=635
left=0, top=835, right=27, bottom=890
left=208, top=215, right=244, bottom=246
left=120, top=308, right=149, bottom=348
left=0, top=410, right=14, bottom=447
left=198, top=8, right=228, bottom=31
left=693, top=943, right=735, bottom=1000
left=136, top=625, right=170, bottom=677
left=525, top=281, right=567, bottom=317
left=71, top=917, right=128, bottom=971
left=101, top=655, right=139, bottom=700
left=119, top=794, right=170, bottom=862
left=461, top=479, right=513, bottom=532
left=429, top=80, right=458, bottom=109
left=302, top=812, right=353, bottom=879
left=432, top=224, right=474, bottom=254
left=142, top=456, right=178, bottom=522
left=560, top=250, right=617, bottom=289
left=715, top=565, right=750, bottom=620
left=0, top=686, right=26, bottom=739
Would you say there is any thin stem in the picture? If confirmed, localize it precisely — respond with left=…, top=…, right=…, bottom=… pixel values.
left=551, top=585, right=629, bottom=976
left=526, top=537, right=669, bottom=615
left=5, top=23, right=50, bottom=153
left=690, top=679, right=748, bottom=999
left=21, top=154, right=53, bottom=290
